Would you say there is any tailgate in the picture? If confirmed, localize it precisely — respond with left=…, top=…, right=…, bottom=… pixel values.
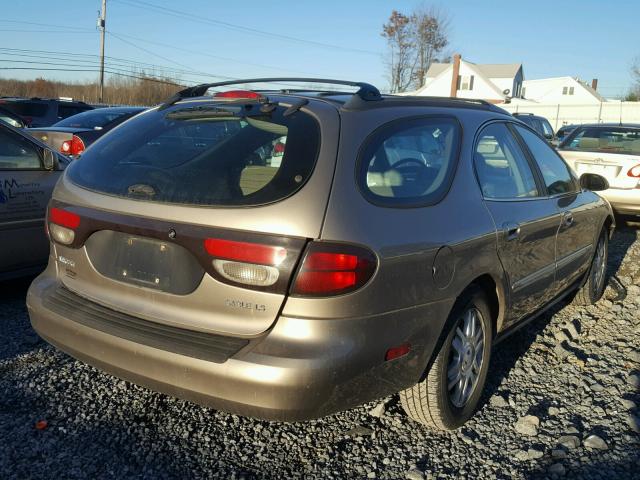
left=47, top=98, right=340, bottom=336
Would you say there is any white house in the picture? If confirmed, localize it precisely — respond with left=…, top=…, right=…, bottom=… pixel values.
left=409, top=55, right=524, bottom=103
left=519, top=77, right=604, bottom=104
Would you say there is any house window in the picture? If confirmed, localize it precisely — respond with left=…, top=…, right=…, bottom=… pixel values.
left=562, top=86, right=575, bottom=95
left=569, top=86, right=574, bottom=95
left=521, top=87, right=526, bottom=98
left=457, top=75, right=474, bottom=91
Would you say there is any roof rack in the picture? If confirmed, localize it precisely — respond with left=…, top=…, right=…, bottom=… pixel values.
left=159, top=78, right=382, bottom=110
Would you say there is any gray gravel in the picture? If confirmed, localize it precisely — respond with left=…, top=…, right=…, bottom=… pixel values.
left=1, top=220, right=639, bottom=479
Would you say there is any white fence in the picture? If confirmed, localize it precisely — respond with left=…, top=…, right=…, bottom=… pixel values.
left=499, top=102, right=640, bottom=129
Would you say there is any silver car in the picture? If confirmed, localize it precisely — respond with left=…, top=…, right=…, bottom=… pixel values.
left=558, top=123, right=640, bottom=215
left=27, top=79, right=613, bottom=430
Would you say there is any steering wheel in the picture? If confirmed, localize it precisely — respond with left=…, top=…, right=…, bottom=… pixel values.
left=393, top=157, right=427, bottom=170
left=118, top=162, right=176, bottom=195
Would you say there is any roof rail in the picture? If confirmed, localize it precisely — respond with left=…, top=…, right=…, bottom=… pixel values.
left=159, top=78, right=382, bottom=110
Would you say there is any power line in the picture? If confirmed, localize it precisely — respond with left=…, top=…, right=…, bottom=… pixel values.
left=0, top=66, right=186, bottom=86
left=106, top=31, right=235, bottom=80
left=0, top=19, right=94, bottom=32
left=111, top=0, right=379, bottom=56
left=105, top=30, right=316, bottom=76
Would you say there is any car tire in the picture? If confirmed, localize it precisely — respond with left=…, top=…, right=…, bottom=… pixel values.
left=400, top=286, right=493, bottom=430
left=572, top=228, right=608, bottom=306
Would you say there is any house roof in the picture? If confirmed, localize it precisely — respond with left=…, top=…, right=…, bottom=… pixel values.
left=522, top=76, right=605, bottom=102
left=425, top=62, right=522, bottom=79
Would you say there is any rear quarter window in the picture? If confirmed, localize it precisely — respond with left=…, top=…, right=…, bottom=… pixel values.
left=67, top=102, right=321, bottom=207
left=358, top=116, right=461, bottom=207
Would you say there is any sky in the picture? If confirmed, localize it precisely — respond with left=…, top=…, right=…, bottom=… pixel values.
left=0, top=0, right=637, bottom=98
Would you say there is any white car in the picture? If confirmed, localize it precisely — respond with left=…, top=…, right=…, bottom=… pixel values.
left=558, top=123, right=640, bottom=215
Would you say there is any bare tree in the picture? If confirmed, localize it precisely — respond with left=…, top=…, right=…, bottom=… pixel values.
left=411, top=6, right=450, bottom=89
left=627, top=57, right=640, bottom=101
left=381, top=10, right=416, bottom=93
left=381, top=6, right=451, bottom=93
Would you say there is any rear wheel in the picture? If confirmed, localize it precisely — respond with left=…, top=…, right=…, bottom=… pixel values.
left=572, top=229, right=608, bottom=306
left=400, top=286, right=493, bottom=430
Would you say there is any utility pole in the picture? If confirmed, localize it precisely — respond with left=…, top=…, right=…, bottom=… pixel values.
left=98, top=0, right=106, bottom=103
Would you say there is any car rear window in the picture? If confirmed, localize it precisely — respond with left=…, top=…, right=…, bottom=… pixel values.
left=54, top=109, right=137, bottom=129
left=562, top=126, right=640, bottom=156
left=67, top=102, right=321, bottom=207
left=358, top=116, right=461, bottom=207
left=2, top=101, right=48, bottom=117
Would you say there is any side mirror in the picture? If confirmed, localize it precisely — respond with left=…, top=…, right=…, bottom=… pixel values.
left=580, top=173, right=609, bottom=192
left=43, top=148, right=57, bottom=171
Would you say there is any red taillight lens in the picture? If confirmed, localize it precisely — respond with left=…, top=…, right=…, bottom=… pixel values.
left=291, top=242, right=377, bottom=297
left=60, top=135, right=85, bottom=156
left=273, top=142, right=285, bottom=155
left=204, top=238, right=286, bottom=266
left=627, top=164, right=640, bottom=178
left=49, top=207, right=80, bottom=229
left=214, top=90, right=262, bottom=99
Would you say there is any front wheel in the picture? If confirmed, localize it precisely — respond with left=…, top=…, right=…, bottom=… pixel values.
left=400, top=286, right=493, bottom=430
left=572, top=228, right=608, bottom=306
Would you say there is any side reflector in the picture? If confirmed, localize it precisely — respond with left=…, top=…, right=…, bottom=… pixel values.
left=385, top=344, right=411, bottom=361
left=291, top=242, right=376, bottom=297
left=49, top=207, right=80, bottom=229
left=204, top=238, right=287, bottom=266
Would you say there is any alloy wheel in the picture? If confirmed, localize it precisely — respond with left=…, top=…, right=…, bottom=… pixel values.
left=446, top=307, right=486, bottom=408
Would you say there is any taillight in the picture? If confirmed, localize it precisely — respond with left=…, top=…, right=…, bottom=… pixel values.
left=627, top=164, right=640, bottom=178
left=60, top=135, right=85, bottom=156
left=214, top=90, right=262, bottom=99
left=291, top=242, right=377, bottom=297
left=48, top=207, right=80, bottom=245
left=204, top=238, right=287, bottom=287
left=273, top=141, right=285, bottom=155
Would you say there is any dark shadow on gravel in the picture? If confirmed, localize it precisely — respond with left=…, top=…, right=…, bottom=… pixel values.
left=608, top=216, right=640, bottom=279
left=0, top=276, right=44, bottom=361
left=526, top=453, right=640, bottom=479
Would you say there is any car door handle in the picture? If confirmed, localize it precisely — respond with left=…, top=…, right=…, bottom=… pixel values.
left=563, top=212, right=574, bottom=227
left=502, top=222, right=521, bottom=241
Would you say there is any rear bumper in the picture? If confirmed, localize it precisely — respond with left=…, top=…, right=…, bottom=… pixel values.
left=27, top=269, right=452, bottom=421
left=599, top=188, right=640, bottom=215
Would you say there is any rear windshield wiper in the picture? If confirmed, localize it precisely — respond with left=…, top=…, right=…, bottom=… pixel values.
left=165, top=105, right=272, bottom=121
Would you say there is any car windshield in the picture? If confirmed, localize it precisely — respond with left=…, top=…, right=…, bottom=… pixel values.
left=561, top=126, right=640, bottom=155
left=67, top=102, right=321, bottom=207
left=53, top=108, right=141, bottom=129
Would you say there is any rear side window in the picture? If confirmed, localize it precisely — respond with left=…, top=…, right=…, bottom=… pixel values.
left=57, top=104, right=91, bottom=120
left=67, top=103, right=320, bottom=207
left=2, top=102, right=48, bottom=117
left=515, top=125, right=576, bottom=195
left=0, top=126, right=42, bottom=170
left=359, top=117, right=461, bottom=206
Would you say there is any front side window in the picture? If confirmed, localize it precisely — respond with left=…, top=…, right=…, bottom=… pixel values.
left=474, top=123, right=539, bottom=199
left=359, top=117, right=460, bottom=206
left=0, top=126, right=42, bottom=170
left=515, top=125, right=576, bottom=195
left=68, top=103, right=320, bottom=207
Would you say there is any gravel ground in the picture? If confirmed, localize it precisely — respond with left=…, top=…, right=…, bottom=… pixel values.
left=1, top=220, right=639, bottom=480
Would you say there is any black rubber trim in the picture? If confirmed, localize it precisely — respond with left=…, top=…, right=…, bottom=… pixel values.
left=43, top=285, right=248, bottom=363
